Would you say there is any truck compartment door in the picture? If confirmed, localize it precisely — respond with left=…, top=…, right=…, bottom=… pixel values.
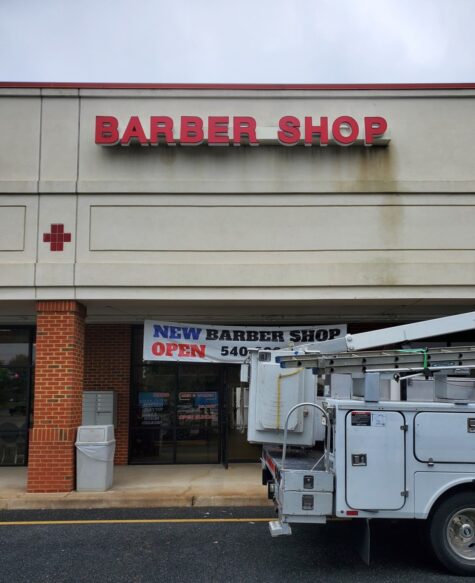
left=414, top=412, right=475, bottom=463
left=345, top=410, right=406, bottom=510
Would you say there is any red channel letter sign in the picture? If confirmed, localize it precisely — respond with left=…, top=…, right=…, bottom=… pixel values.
left=95, top=115, right=388, bottom=147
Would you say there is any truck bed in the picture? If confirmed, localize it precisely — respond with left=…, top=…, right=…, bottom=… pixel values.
left=263, top=445, right=326, bottom=473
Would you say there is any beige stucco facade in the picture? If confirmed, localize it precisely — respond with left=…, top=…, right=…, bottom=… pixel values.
left=0, top=85, right=474, bottom=324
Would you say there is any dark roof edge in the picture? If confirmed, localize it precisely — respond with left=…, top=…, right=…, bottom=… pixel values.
left=1, top=82, right=475, bottom=90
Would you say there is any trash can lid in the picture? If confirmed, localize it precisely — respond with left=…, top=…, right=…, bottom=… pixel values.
left=76, top=425, right=114, bottom=443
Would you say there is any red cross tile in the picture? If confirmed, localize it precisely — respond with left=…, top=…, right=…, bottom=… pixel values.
left=43, top=224, right=72, bottom=252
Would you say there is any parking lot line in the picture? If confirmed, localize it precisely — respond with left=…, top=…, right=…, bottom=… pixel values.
left=0, top=517, right=273, bottom=526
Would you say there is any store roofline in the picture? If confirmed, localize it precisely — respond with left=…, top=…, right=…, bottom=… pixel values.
left=1, top=82, right=475, bottom=90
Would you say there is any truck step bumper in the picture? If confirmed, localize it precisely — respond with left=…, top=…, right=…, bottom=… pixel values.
left=269, top=520, right=292, bottom=537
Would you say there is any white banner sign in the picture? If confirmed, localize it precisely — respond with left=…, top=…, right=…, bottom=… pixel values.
left=143, top=320, right=347, bottom=363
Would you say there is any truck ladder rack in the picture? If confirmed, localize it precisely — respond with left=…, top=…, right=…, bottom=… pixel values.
left=277, top=346, right=475, bottom=375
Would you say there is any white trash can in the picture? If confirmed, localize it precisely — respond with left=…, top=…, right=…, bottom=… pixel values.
left=75, top=425, right=116, bottom=492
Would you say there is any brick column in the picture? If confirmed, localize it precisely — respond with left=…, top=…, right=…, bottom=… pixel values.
left=27, top=300, right=86, bottom=493
left=84, top=324, right=131, bottom=464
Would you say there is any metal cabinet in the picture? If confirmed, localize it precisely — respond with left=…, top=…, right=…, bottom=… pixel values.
left=82, top=391, right=117, bottom=426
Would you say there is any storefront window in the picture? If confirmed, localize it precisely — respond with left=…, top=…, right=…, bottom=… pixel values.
left=0, top=329, right=30, bottom=366
left=129, top=327, right=260, bottom=464
left=0, top=328, right=34, bottom=466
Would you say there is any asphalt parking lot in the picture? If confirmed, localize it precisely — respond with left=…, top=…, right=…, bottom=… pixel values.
left=0, top=507, right=466, bottom=583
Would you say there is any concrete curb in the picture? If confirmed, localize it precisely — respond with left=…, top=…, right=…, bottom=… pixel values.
left=0, top=490, right=271, bottom=511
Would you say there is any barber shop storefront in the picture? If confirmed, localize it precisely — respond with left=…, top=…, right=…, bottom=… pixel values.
left=130, top=321, right=344, bottom=465
left=0, top=320, right=345, bottom=468
left=0, top=82, right=474, bottom=491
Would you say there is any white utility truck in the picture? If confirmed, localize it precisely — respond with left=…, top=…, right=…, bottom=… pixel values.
left=242, top=311, right=475, bottom=575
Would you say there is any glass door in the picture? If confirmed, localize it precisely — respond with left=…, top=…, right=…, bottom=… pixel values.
left=130, top=328, right=259, bottom=464
left=176, top=365, right=220, bottom=463
left=129, top=355, right=222, bottom=464
left=130, top=363, right=176, bottom=463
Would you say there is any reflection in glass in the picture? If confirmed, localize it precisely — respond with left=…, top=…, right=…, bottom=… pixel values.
left=130, top=360, right=177, bottom=463
left=130, top=426, right=174, bottom=464
left=0, top=328, right=30, bottom=367
left=0, top=328, right=32, bottom=466
left=175, top=364, right=220, bottom=463
left=0, top=368, right=28, bottom=426
left=176, top=390, right=219, bottom=463
left=0, top=429, right=27, bottom=465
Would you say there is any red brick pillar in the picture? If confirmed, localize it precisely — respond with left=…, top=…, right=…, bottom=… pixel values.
left=27, top=300, right=86, bottom=493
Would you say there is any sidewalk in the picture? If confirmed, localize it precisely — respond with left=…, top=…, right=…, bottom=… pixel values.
left=0, top=464, right=271, bottom=510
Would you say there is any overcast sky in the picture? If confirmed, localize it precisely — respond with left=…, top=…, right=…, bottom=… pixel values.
left=1, top=0, right=474, bottom=83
